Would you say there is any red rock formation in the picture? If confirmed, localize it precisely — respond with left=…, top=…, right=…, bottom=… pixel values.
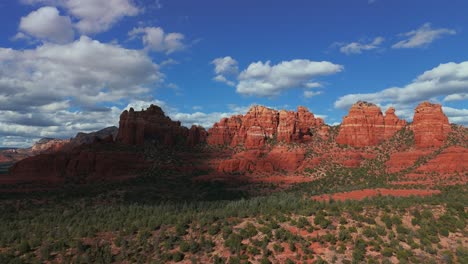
left=8, top=144, right=149, bottom=184
left=207, top=105, right=326, bottom=148
left=385, top=150, right=433, bottom=173
left=206, top=116, right=242, bottom=145
left=117, top=105, right=189, bottom=146
left=277, top=110, right=296, bottom=143
left=31, top=138, right=71, bottom=154
left=336, top=101, right=406, bottom=147
left=414, top=146, right=467, bottom=174
left=383, top=107, right=407, bottom=139
left=0, top=154, right=12, bottom=163
left=266, top=146, right=305, bottom=171
left=411, top=102, right=451, bottom=148
left=187, top=125, right=207, bottom=146
left=217, top=147, right=305, bottom=173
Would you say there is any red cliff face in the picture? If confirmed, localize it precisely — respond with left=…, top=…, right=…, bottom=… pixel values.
left=116, top=105, right=189, bottom=146
left=207, top=106, right=326, bottom=148
left=411, top=102, right=451, bottom=148
left=336, top=101, right=406, bottom=147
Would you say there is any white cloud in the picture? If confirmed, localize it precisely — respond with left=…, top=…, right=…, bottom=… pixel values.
left=392, top=23, right=456, bottom=49
left=305, top=82, right=322, bottom=88
left=334, top=61, right=468, bottom=126
left=443, top=93, right=468, bottom=102
left=236, top=59, right=343, bottom=97
left=211, top=56, right=238, bottom=86
left=303, top=90, right=322, bottom=98
left=0, top=36, right=164, bottom=146
left=335, top=61, right=468, bottom=110
left=212, top=56, right=239, bottom=75
left=22, top=0, right=140, bottom=34
left=442, top=107, right=468, bottom=125
left=19, top=6, right=74, bottom=44
left=129, top=27, right=186, bottom=54
left=213, top=75, right=235, bottom=87
left=160, top=58, right=179, bottom=67
left=338, top=37, right=384, bottom=55
left=0, top=36, right=161, bottom=110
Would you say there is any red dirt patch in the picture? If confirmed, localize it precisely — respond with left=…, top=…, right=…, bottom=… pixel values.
left=312, top=188, right=440, bottom=202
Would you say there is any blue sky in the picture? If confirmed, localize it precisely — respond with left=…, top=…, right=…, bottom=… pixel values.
left=0, top=0, right=467, bottom=147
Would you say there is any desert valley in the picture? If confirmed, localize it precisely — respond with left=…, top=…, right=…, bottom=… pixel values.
left=0, top=100, right=466, bottom=263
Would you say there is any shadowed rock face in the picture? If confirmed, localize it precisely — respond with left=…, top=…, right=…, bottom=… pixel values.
left=207, top=105, right=327, bottom=148
left=412, top=102, right=451, bottom=148
left=116, top=105, right=207, bottom=146
left=8, top=146, right=149, bottom=184
left=69, top=126, right=118, bottom=147
left=336, top=101, right=407, bottom=147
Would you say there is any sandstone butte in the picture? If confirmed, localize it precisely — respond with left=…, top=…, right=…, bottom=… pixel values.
left=117, top=104, right=207, bottom=146
left=335, top=101, right=407, bottom=147
left=411, top=101, right=452, bottom=148
left=4, top=101, right=466, bottom=186
left=207, top=105, right=325, bottom=148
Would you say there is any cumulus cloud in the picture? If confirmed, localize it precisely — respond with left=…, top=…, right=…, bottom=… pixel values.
left=212, top=56, right=239, bottom=75
left=129, top=27, right=186, bottom=54
left=18, top=6, right=74, bottom=44
left=338, top=37, right=384, bottom=55
left=303, top=91, right=322, bottom=98
left=443, top=93, right=468, bottom=102
left=213, top=75, right=235, bottom=87
left=21, top=0, right=140, bottom=34
left=335, top=61, right=468, bottom=110
left=392, top=23, right=456, bottom=49
left=211, top=56, right=238, bottom=86
left=334, top=61, right=468, bottom=125
left=236, top=59, right=343, bottom=97
left=0, top=36, right=161, bottom=110
left=0, top=36, right=164, bottom=146
left=442, top=106, right=468, bottom=125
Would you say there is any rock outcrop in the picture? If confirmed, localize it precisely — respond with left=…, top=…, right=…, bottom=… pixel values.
left=187, top=125, right=208, bottom=146
left=413, top=146, right=467, bottom=175
left=207, top=105, right=326, bottom=148
left=217, top=146, right=305, bottom=173
left=8, top=145, right=149, bottom=184
left=31, top=138, right=70, bottom=154
left=116, top=105, right=189, bottom=146
left=411, top=102, right=451, bottom=148
left=336, top=101, right=406, bottom=147
left=69, top=126, right=118, bottom=147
